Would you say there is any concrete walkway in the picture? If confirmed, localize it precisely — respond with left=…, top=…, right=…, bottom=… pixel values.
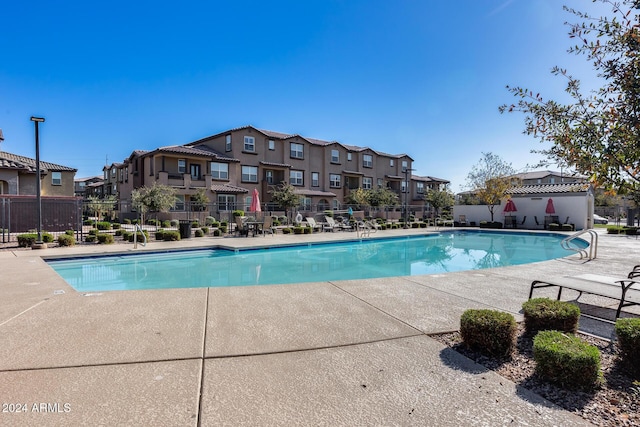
left=0, top=227, right=637, bottom=426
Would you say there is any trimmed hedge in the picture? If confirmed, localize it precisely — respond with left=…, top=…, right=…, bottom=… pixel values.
left=533, top=330, right=602, bottom=391
left=615, top=318, right=640, bottom=376
left=522, top=298, right=580, bottom=335
left=162, top=231, right=180, bottom=241
left=460, top=309, right=517, bottom=357
left=57, top=234, right=76, bottom=246
left=97, top=233, right=114, bottom=244
left=194, top=229, right=204, bottom=237
left=96, top=221, right=112, bottom=230
left=17, top=232, right=54, bottom=247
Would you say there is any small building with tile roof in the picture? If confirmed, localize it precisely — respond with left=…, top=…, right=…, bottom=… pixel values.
left=0, top=151, right=77, bottom=196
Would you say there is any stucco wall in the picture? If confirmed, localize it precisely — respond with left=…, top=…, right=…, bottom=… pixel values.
left=453, top=193, right=594, bottom=230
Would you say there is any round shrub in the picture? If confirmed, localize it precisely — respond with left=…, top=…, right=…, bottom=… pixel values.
left=201, top=226, right=209, bottom=234
left=205, top=216, right=215, bottom=225
left=83, top=219, right=94, bottom=226
left=615, top=318, right=640, bottom=376
left=57, top=234, right=75, bottom=247
left=294, top=226, right=304, bottom=234
left=522, top=298, right=580, bottom=335
left=162, top=231, right=180, bottom=241
left=161, top=220, right=171, bottom=228
left=123, top=218, right=132, bottom=224
left=65, top=229, right=74, bottom=236
left=155, top=230, right=166, bottom=240
left=219, top=226, right=228, bottom=233
left=121, top=231, right=131, bottom=241
left=111, top=223, right=121, bottom=230
left=460, top=309, right=517, bottom=357
left=191, top=221, right=199, bottom=228
left=194, top=229, right=204, bottom=237
left=97, top=233, right=114, bottom=244
left=533, top=330, right=602, bottom=391
left=282, top=227, right=292, bottom=234
left=232, top=210, right=245, bottom=217
left=88, top=229, right=98, bottom=236
left=85, top=235, right=96, bottom=243
left=213, top=229, right=222, bottom=237
left=96, top=221, right=112, bottom=230
left=170, top=219, right=179, bottom=227
left=114, top=229, right=123, bottom=236
left=127, top=231, right=149, bottom=242
left=303, top=226, right=312, bottom=234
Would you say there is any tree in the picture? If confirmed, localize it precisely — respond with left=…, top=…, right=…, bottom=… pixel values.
left=345, top=188, right=370, bottom=208
left=269, top=183, right=300, bottom=219
left=86, top=195, right=117, bottom=226
left=190, top=188, right=209, bottom=212
left=500, top=0, right=640, bottom=196
left=368, top=187, right=399, bottom=207
left=465, top=152, right=517, bottom=221
left=131, top=183, right=177, bottom=224
left=424, top=189, right=454, bottom=218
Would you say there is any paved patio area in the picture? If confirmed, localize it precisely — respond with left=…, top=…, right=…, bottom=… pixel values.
left=0, top=227, right=637, bottom=426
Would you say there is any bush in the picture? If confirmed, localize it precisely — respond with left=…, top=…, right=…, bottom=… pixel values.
left=191, top=221, right=199, bottom=228
left=303, top=226, right=312, bottom=234
left=162, top=230, right=180, bottom=241
left=155, top=230, right=166, bottom=240
left=411, top=222, right=420, bottom=228
left=205, top=216, right=216, bottom=225
left=16, top=232, right=54, bottom=247
left=460, top=309, right=517, bottom=357
left=522, top=298, right=580, bottom=335
left=419, top=222, right=427, bottom=228
left=479, top=221, right=503, bottom=229
left=533, top=330, right=602, bottom=391
left=219, top=226, right=228, bottom=233
left=615, top=318, right=640, bottom=376
left=111, top=223, right=121, bottom=230
left=232, top=210, right=245, bottom=217
left=160, top=220, right=171, bottom=228
left=213, top=229, right=222, bottom=237
left=83, top=219, right=94, bottom=226
left=201, top=226, right=209, bottom=234
left=123, top=218, right=132, bottom=224
left=170, top=219, right=179, bottom=227
left=96, top=221, right=112, bottom=230
left=607, top=225, right=624, bottom=234
left=88, top=229, right=98, bottom=236
left=146, top=219, right=159, bottom=226
left=57, top=234, right=75, bottom=246
left=85, top=235, right=97, bottom=243
left=194, top=229, right=204, bottom=237
left=294, top=226, right=304, bottom=234
left=65, top=229, right=74, bottom=236
left=624, top=226, right=638, bottom=235
left=121, top=231, right=131, bottom=241
left=282, top=227, right=292, bottom=234
left=97, top=233, right=114, bottom=244
left=127, top=231, right=149, bottom=242
left=211, top=220, right=220, bottom=227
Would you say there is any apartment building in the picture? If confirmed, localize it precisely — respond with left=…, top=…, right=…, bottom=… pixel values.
left=107, top=126, right=449, bottom=218
left=0, top=151, right=76, bottom=196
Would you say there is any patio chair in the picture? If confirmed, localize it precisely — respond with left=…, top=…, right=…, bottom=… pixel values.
left=261, top=215, right=275, bottom=236
left=305, top=217, right=323, bottom=232
left=235, top=216, right=249, bottom=237
left=458, top=215, right=467, bottom=226
left=321, top=215, right=335, bottom=232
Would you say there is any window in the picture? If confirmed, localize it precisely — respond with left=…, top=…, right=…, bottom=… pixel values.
left=363, top=154, right=373, bottom=168
left=218, top=194, right=236, bottom=211
left=241, top=166, right=258, bottom=182
left=173, top=195, right=185, bottom=211
left=332, top=199, right=339, bottom=209
left=377, top=178, right=384, bottom=188
left=225, top=135, right=232, bottom=151
left=330, top=174, right=341, bottom=188
left=111, top=168, right=116, bottom=177
left=331, top=149, right=339, bottom=163
left=401, top=181, right=407, bottom=193
left=178, top=159, right=186, bottom=174
left=103, top=170, right=107, bottom=180
left=362, top=177, right=372, bottom=189
left=244, top=136, right=255, bottom=152
left=245, top=196, right=252, bottom=206
left=290, top=170, right=303, bottom=186
left=268, top=139, right=275, bottom=150
left=266, top=170, right=274, bottom=184
left=124, top=167, right=128, bottom=182
left=78, top=182, right=86, bottom=189
left=417, top=182, right=424, bottom=194
left=401, top=160, right=408, bottom=172
left=311, top=172, right=319, bottom=187
left=290, top=143, right=304, bottom=159
left=119, top=169, right=124, bottom=182
left=210, top=162, right=229, bottom=180
left=390, top=159, right=394, bottom=167
left=347, top=153, right=352, bottom=161
left=550, top=177, right=556, bottom=184
left=301, top=197, right=311, bottom=210
left=52, top=172, right=62, bottom=186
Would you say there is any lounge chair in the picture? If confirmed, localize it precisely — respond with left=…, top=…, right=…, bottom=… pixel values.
left=235, top=216, right=249, bottom=237
left=326, top=215, right=352, bottom=231
left=261, top=216, right=274, bottom=236
left=458, top=215, right=467, bottom=226
left=529, top=273, right=640, bottom=319
left=321, top=215, right=335, bottom=232
left=305, top=217, right=323, bottom=232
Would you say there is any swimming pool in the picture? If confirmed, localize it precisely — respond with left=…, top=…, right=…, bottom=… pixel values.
left=47, top=231, right=587, bottom=292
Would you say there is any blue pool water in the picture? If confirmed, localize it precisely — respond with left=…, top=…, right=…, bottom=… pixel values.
left=47, top=231, right=587, bottom=292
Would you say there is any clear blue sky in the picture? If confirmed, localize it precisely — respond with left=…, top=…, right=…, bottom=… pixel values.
left=1, top=0, right=609, bottom=191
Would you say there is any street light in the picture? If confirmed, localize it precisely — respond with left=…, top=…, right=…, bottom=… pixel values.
left=403, top=167, right=416, bottom=228
left=30, top=116, right=46, bottom=249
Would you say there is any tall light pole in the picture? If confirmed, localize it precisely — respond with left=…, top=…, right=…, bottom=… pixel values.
left=31, top=116, right=46, bottom=249
left=403, top=168, right=416, bottom=228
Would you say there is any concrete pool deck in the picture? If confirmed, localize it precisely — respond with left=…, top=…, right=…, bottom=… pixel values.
left=0, top=227, right=637, bottom=425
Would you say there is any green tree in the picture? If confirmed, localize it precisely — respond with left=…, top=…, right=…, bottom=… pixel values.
left=190, top=188, right=210, bottom=212
left=368, top=187, right=399, bottom=207
left=424, top=189, right=454, bottom=218
left=500, top=0, right=640, bottom=196
left=465, top=153, right=517, bottom=221
left=269, top=183, right=300, bottom=219
left=131, top=183, right=177, bottom=224
left=86, top=195, right=117, bottom=226
left=345, top=188, right=370, bottom=208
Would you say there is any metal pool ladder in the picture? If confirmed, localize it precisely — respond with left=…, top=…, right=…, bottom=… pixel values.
left=561, top=229, right=598, bottom=260
left=133, top=224, right=147, bottom=249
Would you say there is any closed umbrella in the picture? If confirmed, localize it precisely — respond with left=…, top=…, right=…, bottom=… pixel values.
left=503, top=199, right=517, bottom=213
left=250, top=189, right=261, bottom=212
left=545, top=198, right=555, bottom=214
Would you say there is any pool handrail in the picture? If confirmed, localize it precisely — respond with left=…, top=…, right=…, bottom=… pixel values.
left=561, top=229, right=597, bottom=260
left=133, top=224, right=147, bottom=249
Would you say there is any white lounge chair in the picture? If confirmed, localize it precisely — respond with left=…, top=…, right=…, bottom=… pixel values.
left=305, top=217, right=322, bottom=232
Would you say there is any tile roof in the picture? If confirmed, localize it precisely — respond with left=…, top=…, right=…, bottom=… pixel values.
left=342, top=170, right=365, bottom=176
left=152, top=145, right=239, bottom=162
left=509, top=170, right=587, bottom=181
left=509, top=183, right=591, bottom=195
left=210, top=183, right=249, bottom=194
left=260, top=161, right=291, bottom=168
left=0, top=151, right=77, bottom=173
left=412, top=175, right=450, bottom=183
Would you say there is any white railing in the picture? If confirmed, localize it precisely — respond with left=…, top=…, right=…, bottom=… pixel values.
left=356, top=220, right=379, bottom=239
left=561, top=229, right=598, bottom=260
left=133, top=224, right=147, bottom=249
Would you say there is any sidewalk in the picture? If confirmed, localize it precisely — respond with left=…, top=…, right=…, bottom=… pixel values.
left=0, top=228, right=635, bottom=425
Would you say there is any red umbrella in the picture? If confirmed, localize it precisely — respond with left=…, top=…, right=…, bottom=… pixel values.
left=503, top=199, right=517, bottom=213
left=249, top=188, right=261, bottom=212
left=545, top=198, right=555, bottom=214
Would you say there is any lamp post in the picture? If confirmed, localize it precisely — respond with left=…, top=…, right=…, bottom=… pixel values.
left=30, top=116, right=46, bottom=249
left=403, top=168, right=416, bottom=228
